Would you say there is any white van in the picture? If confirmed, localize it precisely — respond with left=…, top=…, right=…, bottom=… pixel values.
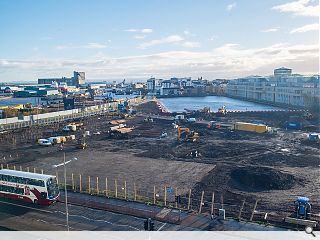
left=37, top=139, right=52, bottom=146
left=174, top=115, right=185, bottom=120
left=63, top=125, right=77, bottom=132
left=186, top=118, right=196, bottom=123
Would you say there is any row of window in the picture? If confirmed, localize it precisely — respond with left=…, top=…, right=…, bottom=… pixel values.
left=0, top=185, right=24, bottom=195
left=0, top=174, right=45, bottom=187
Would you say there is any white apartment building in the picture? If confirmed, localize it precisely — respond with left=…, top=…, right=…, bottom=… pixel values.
left=146, top=77, right=206, bottom=96
left=226, top=68, right=320, bottom=110
left=146, top=78, right=163, bottom=95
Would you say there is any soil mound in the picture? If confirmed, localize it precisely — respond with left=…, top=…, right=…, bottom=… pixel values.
left=230, top=167, right=297, bottom=192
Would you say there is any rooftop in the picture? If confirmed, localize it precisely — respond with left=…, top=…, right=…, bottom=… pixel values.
left=0, top=169, right=55, bottom=180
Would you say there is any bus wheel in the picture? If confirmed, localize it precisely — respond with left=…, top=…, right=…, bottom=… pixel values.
left=34, top=199, right=38, bottom=205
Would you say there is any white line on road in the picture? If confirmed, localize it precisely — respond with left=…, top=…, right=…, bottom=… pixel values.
left=54, top=210, right=142, bottom=231
left=35, top=219, right=80, bottom=231
left=0, top=200, right=145, bottom=231
left=0, top=200, right=53, bottom=214
left=157, top=222, right=167, bottom=231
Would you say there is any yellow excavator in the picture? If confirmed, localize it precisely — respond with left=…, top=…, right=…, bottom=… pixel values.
left=177, top=126, right=199, bottom=143
left=216, top=105, right=227, bottom=116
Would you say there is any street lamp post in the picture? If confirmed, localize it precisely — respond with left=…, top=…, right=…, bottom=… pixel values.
left=63, top=152, right=69, bottom=231
left=53, top=153, right=77, bottom=231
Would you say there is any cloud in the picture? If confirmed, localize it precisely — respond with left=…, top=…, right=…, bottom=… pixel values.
left=226, top=2, right=237, bottom=11
left=290, top=23, right=319, bottom=33
left=56, top=42, right=107, bottom=50
left=261, top=28, right=279, bottom=33
left=138, top=35, right=184, bottom=48
left=134, top=35, right=146, bottom=39
left=138, top=35, right=200, bottom=49
left=272, top=0, right=320, bottom=17
left=141, top=29, right=153, bottom=33
left=181, top=41, right=201, bottom=48
left=85, top=43, right=108, bottom=49
left=125, top=28, right=153, bottom=33
left=1, top=42, right=318, bottom=81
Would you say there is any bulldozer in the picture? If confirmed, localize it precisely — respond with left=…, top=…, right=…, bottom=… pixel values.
left=177, top=126, right=199, bottom=143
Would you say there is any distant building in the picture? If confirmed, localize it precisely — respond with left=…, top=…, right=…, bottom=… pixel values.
left=226, top=67, right=320, bottom=111
left=274, top=67, right=292, bottom=78
left=146, top=77, right=209, bottom=96
left=146, top=78, right=163, bottom=95
left=13, top=87, right=59, bottom=98
left=38, top=71, right=85, bottom=86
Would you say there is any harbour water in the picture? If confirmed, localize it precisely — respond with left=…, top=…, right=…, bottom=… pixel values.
left=0, top=95, right=284, bottom=112
left=159, top=96, right=284, bottom=112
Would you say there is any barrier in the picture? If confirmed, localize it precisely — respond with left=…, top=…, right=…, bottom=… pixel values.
left=0, top=98, right=144, bottom=130
left=1, top=163, right=319, bottom=229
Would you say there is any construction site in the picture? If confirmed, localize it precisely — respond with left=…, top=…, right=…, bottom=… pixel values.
left=0, top=99, right=319, bottom=230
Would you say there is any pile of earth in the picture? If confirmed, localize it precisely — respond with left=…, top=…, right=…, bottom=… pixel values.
left=229, top=166, right=299, bottom=192
left=136, top=101, right=164, bottom=115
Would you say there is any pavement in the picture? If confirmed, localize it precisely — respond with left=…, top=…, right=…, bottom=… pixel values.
left=0, top=192, right=284, bottom=231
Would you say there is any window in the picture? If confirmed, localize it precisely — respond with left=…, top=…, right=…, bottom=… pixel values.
left=0, top=174, right=44, bottom=186
left=0, top=185, right=24, bottom=195
left=28, top=179, right=45, bottom=187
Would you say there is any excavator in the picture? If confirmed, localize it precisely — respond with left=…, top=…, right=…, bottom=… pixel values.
left=177, top=126, right=199, bottom=143
left=216, top=105, right=227, bottom=117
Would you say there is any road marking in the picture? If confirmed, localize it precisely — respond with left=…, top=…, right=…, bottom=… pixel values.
left=36, top=219, right=80, bottom=231
left=54, top=210, right=142, bottom=231
left=0, top=200, right=144, bottom=231
left=0, top=200, right=53, bottom=214
left=157, top=222, right=167, bottom=231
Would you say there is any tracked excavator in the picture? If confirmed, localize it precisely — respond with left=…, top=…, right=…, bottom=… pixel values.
left=177, top=126, right=199, bottom=143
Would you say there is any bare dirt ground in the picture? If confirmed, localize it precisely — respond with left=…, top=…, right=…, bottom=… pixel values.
left=0, top=101, right=319, bottom=218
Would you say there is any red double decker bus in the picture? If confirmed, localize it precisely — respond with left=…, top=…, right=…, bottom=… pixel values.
left=0, top=169, right=59, bottom=205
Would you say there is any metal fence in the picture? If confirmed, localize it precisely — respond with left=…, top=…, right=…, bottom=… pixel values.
left=0, top=97, right=145, bottom=131
left=1, top=163, right=319, bottom=228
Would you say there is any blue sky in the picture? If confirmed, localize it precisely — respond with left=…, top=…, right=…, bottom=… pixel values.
left=0, top=0, right=319, bottom=81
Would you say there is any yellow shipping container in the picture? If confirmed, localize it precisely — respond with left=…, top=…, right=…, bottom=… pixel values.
left=234, top=122, right=268, bottom=133
left=255, top=124, right=268, bottom=133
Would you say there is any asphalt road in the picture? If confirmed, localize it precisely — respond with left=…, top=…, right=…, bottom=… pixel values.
left=0, top=195, right=284, bottom=231
left=0, top=199, right=197, bottom=231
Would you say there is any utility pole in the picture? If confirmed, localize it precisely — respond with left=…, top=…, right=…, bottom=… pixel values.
left=63, top=152, right=69, bottom=231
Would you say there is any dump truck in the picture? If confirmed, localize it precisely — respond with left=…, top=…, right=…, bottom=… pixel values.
left=232, top=122, right=268, bottom=133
